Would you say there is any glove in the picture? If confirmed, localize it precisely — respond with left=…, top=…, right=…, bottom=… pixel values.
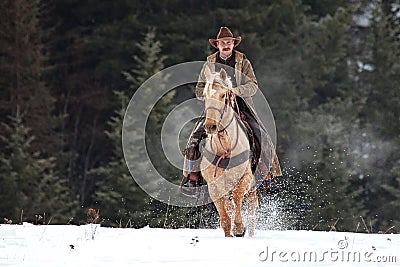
left=231, top=87, right=240, bottom=95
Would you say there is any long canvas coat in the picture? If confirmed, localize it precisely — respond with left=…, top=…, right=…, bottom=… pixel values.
left=188, top=50, right=282, bottom=177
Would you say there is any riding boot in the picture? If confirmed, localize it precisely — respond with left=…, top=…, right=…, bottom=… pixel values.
left=180, top=160, right=201, bottom=187
left=181, top=118, right=206, bottom=191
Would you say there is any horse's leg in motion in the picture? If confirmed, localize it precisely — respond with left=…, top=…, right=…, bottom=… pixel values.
left=246, top=189, right=259, bottom=237
left=231, top=174, right=254, bottom=237
left=231, top=189, right=245, bottom=237
left=214, top=197, right=232, bottom=237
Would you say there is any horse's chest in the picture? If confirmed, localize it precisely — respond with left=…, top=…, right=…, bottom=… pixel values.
left=200, top=160, right=249, bottom=184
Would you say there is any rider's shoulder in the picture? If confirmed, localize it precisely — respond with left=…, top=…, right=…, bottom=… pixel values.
left=206, top=52, right=218, bottom=62
left=233, top=50, right=248, bottom=63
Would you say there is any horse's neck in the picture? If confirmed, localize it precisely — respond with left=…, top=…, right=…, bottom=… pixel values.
left=208, top=115, right=247, bottom=156
left=211, top=133, right=231, bottom=155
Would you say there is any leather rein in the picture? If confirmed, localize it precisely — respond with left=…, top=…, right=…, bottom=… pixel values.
left=203, top=86, right=250, bottom=177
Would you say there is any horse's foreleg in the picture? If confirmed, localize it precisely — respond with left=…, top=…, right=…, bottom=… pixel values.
left=231, top=185, right=246, bottom=237
left=213, top=197, right=232, bottom=237
left=246, top=189, right=259, bottom=237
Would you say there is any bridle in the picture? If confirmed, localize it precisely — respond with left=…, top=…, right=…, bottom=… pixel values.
left=204, top=83, right=243, bottom=177
left=204, top=87, right=235, bottom=133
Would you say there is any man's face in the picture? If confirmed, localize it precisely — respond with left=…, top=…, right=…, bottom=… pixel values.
left=217, top=38, right=234, bottom=58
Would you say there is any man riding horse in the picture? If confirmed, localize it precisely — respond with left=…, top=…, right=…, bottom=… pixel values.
left=182, top=26, right=282, bottom=193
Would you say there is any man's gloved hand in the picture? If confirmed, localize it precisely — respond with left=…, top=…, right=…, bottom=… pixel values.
left=231, top=87, right=240, bottom=95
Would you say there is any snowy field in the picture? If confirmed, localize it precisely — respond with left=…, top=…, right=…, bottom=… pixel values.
left=0, top=223, right=399, bottom=267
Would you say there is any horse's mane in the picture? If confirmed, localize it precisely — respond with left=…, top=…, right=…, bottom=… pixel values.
left=209, top=71, right=233, bottom=89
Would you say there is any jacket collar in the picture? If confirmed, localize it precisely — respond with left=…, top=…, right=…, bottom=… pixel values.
left=207, top=50, right=244, bottom=64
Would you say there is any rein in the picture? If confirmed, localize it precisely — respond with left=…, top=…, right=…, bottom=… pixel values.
left=206, top=89, right=245, bottom=178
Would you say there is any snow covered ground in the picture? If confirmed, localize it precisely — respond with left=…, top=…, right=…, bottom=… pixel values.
left=0, top=223, right=399, bottom=267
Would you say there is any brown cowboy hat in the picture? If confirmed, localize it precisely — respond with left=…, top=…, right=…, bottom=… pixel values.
left=209, top=27, right=241, bottom=48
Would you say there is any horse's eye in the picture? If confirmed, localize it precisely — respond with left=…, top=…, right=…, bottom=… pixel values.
left=221, top=94, right=225, bottom=98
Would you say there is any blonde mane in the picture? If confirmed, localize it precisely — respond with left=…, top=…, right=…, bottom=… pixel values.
left=203, top=66, right=233, bottom=92
left=208, top=71, right=233, bottom=89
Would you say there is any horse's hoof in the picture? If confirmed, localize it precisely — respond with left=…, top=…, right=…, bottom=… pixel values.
left=233, top=228, right=246, bottom=237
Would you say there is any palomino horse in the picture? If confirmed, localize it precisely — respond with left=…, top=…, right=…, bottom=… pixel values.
left=200, top=68, right=258, bottom=237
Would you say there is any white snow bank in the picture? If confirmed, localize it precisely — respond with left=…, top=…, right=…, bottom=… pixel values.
left=0, top=223, right=399, bottom=267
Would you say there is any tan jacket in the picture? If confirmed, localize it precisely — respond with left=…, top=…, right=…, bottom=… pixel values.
left=195, top=50, right=282, bottom=177
left=196, top=50, right=257, bottom=103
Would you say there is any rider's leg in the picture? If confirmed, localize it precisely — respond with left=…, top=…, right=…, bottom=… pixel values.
left=242, top=115, right=279, bottom=195
left=186, top=160, right=199, bottom=186
left=182, top=120, right=206, bottom=187
left=240, top=111, right=273, bottom=180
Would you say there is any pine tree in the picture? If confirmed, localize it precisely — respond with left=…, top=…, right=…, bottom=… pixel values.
left=359, top=1, right=400, bottom=138
left=92, top=28, right=178, bottom=227
left=277, top=6, right=370, bottom=230
left=122, top=27, right=176, bottom=185
left=0, top=0, right=60, bottom=156
left=0, top=109, right=77, bottom=223
left=294, top=98, right=368, bottom=230
left=354, top=1, right=400, bottom=229
left=90, top=91, right=151, bottom=227
left=122, top=27, right=167, bottom=91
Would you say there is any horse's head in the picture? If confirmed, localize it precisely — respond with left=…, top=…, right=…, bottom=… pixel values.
left=203, top=68, right=234, bottom=135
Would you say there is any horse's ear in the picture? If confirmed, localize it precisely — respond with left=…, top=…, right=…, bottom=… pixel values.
left=220, top=68, right=227, bottom=81
left=203, top=65, right=212, bottom=82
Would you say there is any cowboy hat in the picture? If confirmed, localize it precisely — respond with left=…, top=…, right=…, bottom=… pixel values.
left=209, top=27, right=241, bottom=48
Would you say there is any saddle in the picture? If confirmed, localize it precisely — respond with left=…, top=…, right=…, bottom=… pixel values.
left=236, top=105, right=280, bottom=196
left=181, top=97, right=280, bottom=196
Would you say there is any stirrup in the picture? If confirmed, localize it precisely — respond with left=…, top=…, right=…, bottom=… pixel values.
left=180, top=185, right=199, bottom=197
left=180, top=173, right=201, bottom=197
left=180, top=172, right=199, bottom=186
